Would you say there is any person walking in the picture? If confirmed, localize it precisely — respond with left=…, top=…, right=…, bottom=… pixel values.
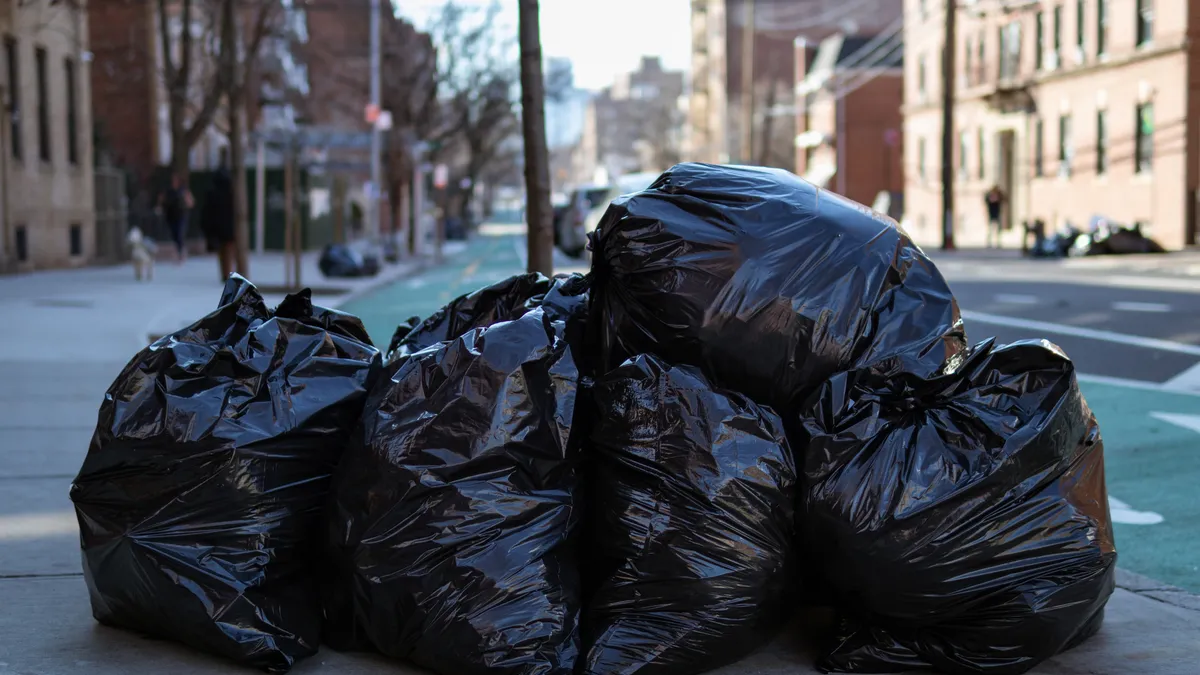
left=158, top=172, right=195, bottom=263
left=202, top=151, right=237, bottom=280
left=984, top=185, right=1006, bottom=248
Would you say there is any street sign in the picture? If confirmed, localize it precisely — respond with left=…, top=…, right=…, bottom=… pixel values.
left=375, top=110, right=393, bottom=131
left=365, top=104, right=380, bottom=124
left=433, top=164, right=449, bottom=189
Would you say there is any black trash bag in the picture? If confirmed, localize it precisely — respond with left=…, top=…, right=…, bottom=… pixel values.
left=583, top=354, right=796, bottom=675
left=319, top=243, right=379, bottom=278
left=70, top=275, right=381, bottom=672
left=385, top=271, right=555, bottom=366
left=801, top=339, right=1117, bottom=675
left=589, top=162, right=965, bottom=413
left=324, top=287, right=589, bottom=675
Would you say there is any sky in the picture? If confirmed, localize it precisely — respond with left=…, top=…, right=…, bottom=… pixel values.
left=394, top=0, right=692, bottom=91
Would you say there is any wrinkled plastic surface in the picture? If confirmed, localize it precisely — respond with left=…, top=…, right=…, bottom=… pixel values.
left=801, top=339, right=1117, bottom=674
left=319, top=243, right=380, bottom=278
left=385, top=271, right=554, bottom=366
left=70, top=275, right=381, bottom=672
left=325, top=276, right=589, bottom=675
left=583, top=354, right=796, bottom=675
left=589, top=163, right=966, bottom=413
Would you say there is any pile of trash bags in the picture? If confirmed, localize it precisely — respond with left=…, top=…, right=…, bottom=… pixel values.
left=71, top=163, right=1116, bottom=675
left=319, top=243, right=381, bottom=278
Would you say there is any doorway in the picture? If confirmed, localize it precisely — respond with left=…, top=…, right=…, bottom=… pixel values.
left=996, top=130, right=1017, bottom=231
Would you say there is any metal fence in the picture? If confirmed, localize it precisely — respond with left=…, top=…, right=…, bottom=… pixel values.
left=93, top=166, right=129, bottom=264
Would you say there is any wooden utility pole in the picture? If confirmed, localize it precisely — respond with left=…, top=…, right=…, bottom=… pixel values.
left=518, top=0, right=553, bottom=276
left=741, top=0, right=755, bottom=164
left=940, top=0, right=957, bottom=250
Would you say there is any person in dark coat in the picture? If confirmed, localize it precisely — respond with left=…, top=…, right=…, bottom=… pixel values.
left=202, top=149, right=237, bottom=280
left=158, top=172, right=195, bottom=263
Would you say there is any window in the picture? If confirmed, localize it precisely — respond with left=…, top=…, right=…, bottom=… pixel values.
left=918, top=137, right=926, bottom=180
left=1096, top=108, right=1108, bottom=175
left=976, top=33, right=985, bottom=83
left=977, top=128, right=986, bottom=180
left=1136, top=103, right=1154, bottom=173
left=1053, top=4, right=1063, bottom=67
left=64, top=57, right=78, bottom=165
left=1034, top=118, right=1045, bottom=177
left=964, top=36, right=973, bottom=86
left=1076, top=0, right=1086, bottom=59
left=5, top=37, right=20, bottom=161
left=999, top=22, right=1022, bottom=80
left=1097, top=0, right=1109, bottom=56
left=1136, top=0, right=1154, bottom=47
left=1058, top=113, right=1073, bottom=177
left=14, top=224, right=27, bottom=262
left=69, top=223, right=82, bottom=257
left=959, top=131, right=969, bottom=178
left=1035, top=11, right=1044, bottom=70
left=35, top=46, right=49, bottom=162
left=918, top=54, right=926, bottom=99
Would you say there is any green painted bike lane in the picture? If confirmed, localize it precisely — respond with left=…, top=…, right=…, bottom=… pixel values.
left=342, top=240, right=1200, bottom=593
left=341, top=234, right=527, bottom=347
left=1080, top=380, right=1200, bottom=592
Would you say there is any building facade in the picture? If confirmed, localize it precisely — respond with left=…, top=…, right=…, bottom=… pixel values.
left=795, top=33, right=905, bottom=209
left=581, top=56, right=687, bottom=184
left=2, top=0, right=95, bottom=271
left=688, top=0, right=903, bottom=168
left=903, top=0, right=1200, bottom=250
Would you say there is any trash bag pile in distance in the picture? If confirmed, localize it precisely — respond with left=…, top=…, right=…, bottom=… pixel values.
left=583, top=354, right=796, bottom=675
left=589, top=162, right=966, bottom=414
left=70, top=275, right=381, bottom=672
left=385, top=271, right=555, bottom=366
left=801, top=339, right=1117, bottom=675
left=325, top=278, right=589, bottom=675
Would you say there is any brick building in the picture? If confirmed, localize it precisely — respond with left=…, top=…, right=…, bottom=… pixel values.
left=580, top=56, right=687, bottom=184
left=688, top=0, right=903, bottom=168
left=903, top=0, right=1200, bottom=250
left=2, top=0, right=95, bottom=271
left=794, top=33, right=904, bottom=209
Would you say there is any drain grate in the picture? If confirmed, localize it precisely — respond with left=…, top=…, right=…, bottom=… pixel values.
left=33, top=298, right=94, bottom=308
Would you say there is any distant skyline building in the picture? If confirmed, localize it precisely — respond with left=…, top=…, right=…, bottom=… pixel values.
left=545, top=57, right=588, bottom=150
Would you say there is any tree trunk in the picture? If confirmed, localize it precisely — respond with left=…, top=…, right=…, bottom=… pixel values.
left=518, top=0, right=553, bottom=275
left=757, top=78, right=778, bottom=167
left=228, top=95, right=250, bottom=276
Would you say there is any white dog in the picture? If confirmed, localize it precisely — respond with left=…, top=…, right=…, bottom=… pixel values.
left=128, top=226, right=157, bottom=281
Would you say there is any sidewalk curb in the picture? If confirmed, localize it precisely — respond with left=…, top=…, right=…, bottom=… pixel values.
left=1116, top=568, right=1200, bottom=612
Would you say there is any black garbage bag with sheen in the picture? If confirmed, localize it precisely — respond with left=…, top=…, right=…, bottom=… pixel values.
left=325, top=278, right=589, bottom=675
left=589, top=162, right=965, bottom=412
left=385, top=271, right=554, bottom=366
left=801, top=339, right=1117, bottom=675
left=583, top=354, right=796, bottom=675
left=69, top=275, right=381, bottom=672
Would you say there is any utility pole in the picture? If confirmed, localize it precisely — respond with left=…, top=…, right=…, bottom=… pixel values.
left=741, top=0, right=755, bottom=165
left=518, top=0, right=553, bottom=276
left=940, top=0, right=957, bottom=250
left=368, top=0, right=382, bottom=248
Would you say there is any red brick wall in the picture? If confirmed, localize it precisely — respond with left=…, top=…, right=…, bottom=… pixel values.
left=88, top=0, right=158, bottom=188
left=843, top=75, right=904, bottom=206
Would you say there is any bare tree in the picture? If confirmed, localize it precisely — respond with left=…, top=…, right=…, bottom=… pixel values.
left=218, top=0, right=284, bottom=275
left=156, top=0, right=231, bottom=178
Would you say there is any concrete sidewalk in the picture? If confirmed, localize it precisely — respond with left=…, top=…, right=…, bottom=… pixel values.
left=1, top=241, right=1198, bottom=675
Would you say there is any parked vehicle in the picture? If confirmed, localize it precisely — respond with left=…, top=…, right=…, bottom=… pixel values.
left=557, top=184, right=611, bottom=257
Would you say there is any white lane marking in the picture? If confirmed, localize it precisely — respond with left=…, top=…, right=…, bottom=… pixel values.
left=1077, top=373, right=1200, bottom=397
left=513, top=236, right=528, bottom=271
left=1108, top=497, right=1164, bottom=525
left=994, top=293, right=1039, bottom=305
left=1113, top=301, right=1172, bottom=313
left=0, top=511, right=78, bottom=541
left=406, top=278, right=428, bottom=288
left=1150, top=411, right=1200, bottom=435
left=961, top=310, right=1200, bottom=357
left=1163, top=361, right=1200, bottom=393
